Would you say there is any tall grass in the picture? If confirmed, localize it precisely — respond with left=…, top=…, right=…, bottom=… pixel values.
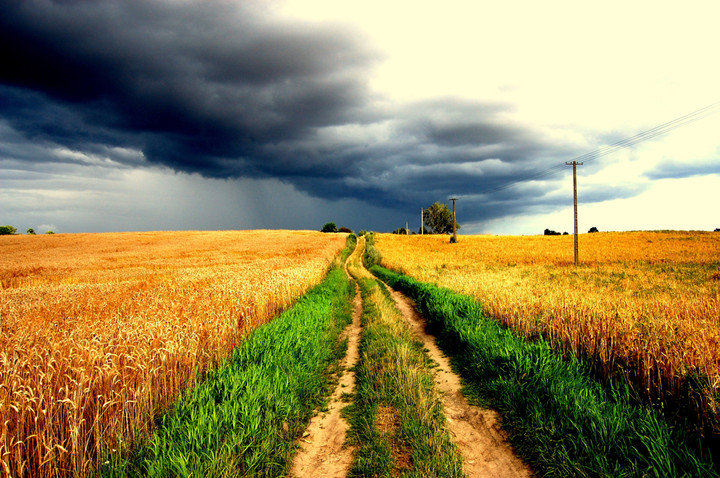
left=372, top=263, right=718, bottom=477
left=0, top=230, right=347, bottom=477
left=375, top=232, right=720, bottom=439
left=103, top=236, right=357, bottom=477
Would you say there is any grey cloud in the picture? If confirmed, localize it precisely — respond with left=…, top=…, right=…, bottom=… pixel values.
left=230, top=94, right=589, bottom=220
left=645, top=158, right=720, bottom=180
left=0, top=1, right=637, bottom=232
left=397, top=98, right=563, bottom=161
left=0, top=1, right=379, bottom=169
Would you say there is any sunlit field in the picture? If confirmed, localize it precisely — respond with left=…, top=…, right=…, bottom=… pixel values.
left=0, top=230, right=346, bottom=477
left=375, top=231, right=720, bottom=434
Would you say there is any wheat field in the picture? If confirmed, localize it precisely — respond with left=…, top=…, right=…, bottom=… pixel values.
left=375, top=231, right=720, bottom=434
left=0, top=230, right=346, bottom=477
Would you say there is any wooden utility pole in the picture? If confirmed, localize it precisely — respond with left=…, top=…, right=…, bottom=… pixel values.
left=449, top=197, right=458, bottom=243
left=406, top=221, right=409, bottom=235
left=565, top=161, right=583, bottom=265
left=420, top=208, right=424, bottom=235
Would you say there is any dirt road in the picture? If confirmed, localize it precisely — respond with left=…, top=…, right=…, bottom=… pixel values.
left=291, top=239, right=531, bottom=477
left=289, top=243, right=364, bottom=477
left=389, top=287, right=533, bottom=478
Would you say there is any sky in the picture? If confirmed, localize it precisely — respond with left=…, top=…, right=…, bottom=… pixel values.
left=1, top=0, right=719, bottom=235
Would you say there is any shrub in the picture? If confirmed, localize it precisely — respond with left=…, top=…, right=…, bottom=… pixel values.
left=0, top=225, right=17, bottom=235
left=321, top=222, right=338, bottom=233
left=363, top=233, right=382, bottom=268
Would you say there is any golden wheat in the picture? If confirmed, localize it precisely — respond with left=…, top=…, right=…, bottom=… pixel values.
left=0, top=230, right=346, bottom=477
left=375, top=231, right=720, bottom=432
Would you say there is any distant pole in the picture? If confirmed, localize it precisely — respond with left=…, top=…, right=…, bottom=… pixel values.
left=565, top=161, right=583, bottom=265
left=450, top=197, right=458, bottom=243
left=406, top=221, right=409, bottom=235
left=420, top=208, right=424, bottom=235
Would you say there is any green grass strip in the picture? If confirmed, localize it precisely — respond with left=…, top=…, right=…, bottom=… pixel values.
left=370, top=264, right=718, bottom=478
left=345, top=242, right=463, bottom=477
left=103, top=237, right=356, bottom=478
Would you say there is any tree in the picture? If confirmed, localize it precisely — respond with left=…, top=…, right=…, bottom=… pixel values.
left=392, top=227, right=408, bottom=235
left=588, top=226, right=599, bottom=233
left=423, top=202, right=459, bottom=234
left=338, top=226, right=353, bottom=233
left=27, top=228, right=36, bottom=235
left=321, top=222, right=338, bottom=233
left=0, top=225, right=17, bottom=235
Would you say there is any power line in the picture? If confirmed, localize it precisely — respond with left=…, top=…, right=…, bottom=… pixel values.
left=568, top=101, right=719, bottom=165
left=485, top=101, right=720, bottom=195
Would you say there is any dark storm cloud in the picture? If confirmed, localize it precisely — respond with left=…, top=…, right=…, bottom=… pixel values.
left=0, top=1, right=378, bottom=170
left=277, top=97, right=582, bottom=211
left=401, top=98, right=526, bottom=148
left=317, top=97, right=586, bottom=218
left=0, top=0, right=596, bottom=229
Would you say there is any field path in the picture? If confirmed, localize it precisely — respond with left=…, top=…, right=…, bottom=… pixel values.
left=289, top=243, right=363, bottom=477
left=387, top=286, right=533, bottom=478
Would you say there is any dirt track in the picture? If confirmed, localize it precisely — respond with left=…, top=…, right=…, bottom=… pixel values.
left=389, top=287, right=533, bottom=478
left=291, top=240, right=532, bottom=477
left=289, top=247, right=363, bottom=477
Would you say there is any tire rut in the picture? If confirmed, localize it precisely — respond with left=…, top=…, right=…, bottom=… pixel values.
left=292, top=239, right=532, bottom=477
left=387, top=286, right=533, bottom=478
left=289, top=244, right=363, bottom=478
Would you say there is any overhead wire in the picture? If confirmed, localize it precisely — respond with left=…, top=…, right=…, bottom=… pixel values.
left=483, top=101, right=720, bottom=195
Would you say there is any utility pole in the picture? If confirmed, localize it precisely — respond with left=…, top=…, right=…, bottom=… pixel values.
left=420, top=208, right=424, bottom=235
left=565, top=161, right=583, bottom=265
left=406, top=221, right=409, bottom=235
left=449, top=197, right=458, bottom=243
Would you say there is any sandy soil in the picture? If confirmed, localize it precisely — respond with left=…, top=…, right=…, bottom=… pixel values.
left=289, top=257, right=363, bottom=477
left=388, top=287, right=534, bottom=478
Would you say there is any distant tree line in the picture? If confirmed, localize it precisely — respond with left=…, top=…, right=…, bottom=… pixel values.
left=320, top=222, right=352, bottom=234
left=0, top=225, right=54, bottom=235
left=544, top=226, right=600, bottom=236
